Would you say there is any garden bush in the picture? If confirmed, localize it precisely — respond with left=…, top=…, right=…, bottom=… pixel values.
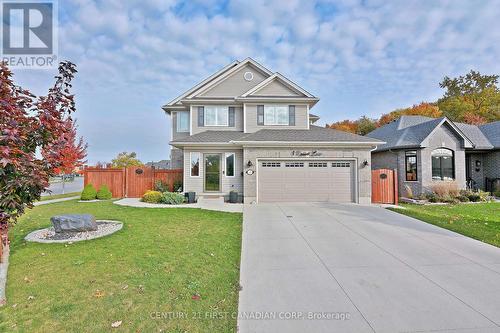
left=142, top=190, right=162, bottom=203
left=494, top=190, right=500, bottom=198
left=96, top=185, right=112, bottom=200
left=160, top=191, right=185, bottom=205
left=173, top=179, right=183, bottom=192
left=430, top=181, right=459, bottom=197
left=81, top=184, right=97, bottom=200
left=154, top=180, right=170, bottom=193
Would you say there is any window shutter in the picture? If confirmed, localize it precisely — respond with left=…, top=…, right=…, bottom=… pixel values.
left=198, top=106, right=204, bottom=127
left=289, top=105, right=295, bottom=126
left=257, top=105, right=264, bottom=126
left=228, top=107, right=235, bottom=127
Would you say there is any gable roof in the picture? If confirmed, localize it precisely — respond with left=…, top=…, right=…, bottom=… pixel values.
left=163, top=60, right=239, bottom=110
left=480, top=121, right=500, bottom=148
left=187, top=58, right=273, bottom=98
left=171, top=125, right=383, bottom=146
left=455, top=122, right=493, bottom=150
left=162, top=58, right=318, bottom=113
left=367, top=116, right=474, bottom=151
left=240, top=73, right=315, bottom=98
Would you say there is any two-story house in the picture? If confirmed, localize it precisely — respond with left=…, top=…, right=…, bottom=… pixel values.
left=162, top=58, right=383, bottom=203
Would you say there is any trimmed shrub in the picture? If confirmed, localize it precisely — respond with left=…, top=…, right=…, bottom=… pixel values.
left=160, top=191, right=185, bottom=205
left=457, top=195, right=470, bottom=202
left=81, top=184, right=97, bottom=200
left=173, top=179, right=183, bottom=192
left=142, top=190, right=162, bottom=203
left=154, top=180, right=170, bottom=193
left=96, top=185, right=112, bottom=200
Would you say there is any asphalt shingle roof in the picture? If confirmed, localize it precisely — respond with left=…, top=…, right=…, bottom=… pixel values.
left=367, top=115, right=499, bottom=151
left=480, top=121, right=500, bottom=148
left=236, top=125, right=381, bottom=142
left=171, top=131, right=247, bottom=143
left=455, top=122, right=493, bottom=149
left=367, top=116, right=443, bottom=151
left=171, top=125, right=382, bottom=144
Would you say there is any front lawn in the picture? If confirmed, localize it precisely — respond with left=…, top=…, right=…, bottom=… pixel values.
left=0, top=200, right=242, bottom=332
left=389, top=202, right=500, bottom=247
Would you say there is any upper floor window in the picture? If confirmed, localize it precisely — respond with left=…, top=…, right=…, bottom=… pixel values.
left=431, top=148, right=454, bottom=180
left=177, top=111, right=189, bottom=132
left=405, top=150, right=417, bottom=181
left=264, top=105, right=289, bottom=125
left=205, top=106, right=228, bottom=126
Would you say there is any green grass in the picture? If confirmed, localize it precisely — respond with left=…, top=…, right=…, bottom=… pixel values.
left=38, top=192, right=81, bottom=201
left=0, top=200, right=242, bottom=332
left=389, top=202, right=500, bottom=247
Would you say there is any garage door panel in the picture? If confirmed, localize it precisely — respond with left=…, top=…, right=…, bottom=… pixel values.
left=258, top=160, right=354, bottom=203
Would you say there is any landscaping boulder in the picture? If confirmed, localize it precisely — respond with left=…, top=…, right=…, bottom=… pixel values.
left=50, top=214, right=98, bottom=233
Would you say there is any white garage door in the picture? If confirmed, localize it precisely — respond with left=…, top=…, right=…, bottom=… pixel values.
left=258, top=160, right=355, bottom=203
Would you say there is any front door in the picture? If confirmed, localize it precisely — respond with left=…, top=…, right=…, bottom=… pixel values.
left=204, top=154, right=221, bottom=192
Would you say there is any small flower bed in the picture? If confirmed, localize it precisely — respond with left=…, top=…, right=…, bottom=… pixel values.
left=402, top=181, right=492, bottom=205
left=141, top=190, right=185, bottom=205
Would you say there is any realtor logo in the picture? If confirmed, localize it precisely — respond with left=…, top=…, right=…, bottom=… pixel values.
left=1, top=0, right=58, bottom=68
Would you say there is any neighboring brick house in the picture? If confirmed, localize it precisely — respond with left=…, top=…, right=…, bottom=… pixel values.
left=367, top=116, right=500, bottom=196
left=162, top=58, right=383, bottom=203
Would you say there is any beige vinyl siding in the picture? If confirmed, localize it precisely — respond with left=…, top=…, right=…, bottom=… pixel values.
left=172, top=111, right=190, bottom=141
left=252, top=79, right=302, bottom=96
left=245, top=103, right=308, bottom=133
left=199, top=63, right=268, bottom=97
left=191, top=105, right=244, bottom=134
left=183, top=148, right=244, bottom=195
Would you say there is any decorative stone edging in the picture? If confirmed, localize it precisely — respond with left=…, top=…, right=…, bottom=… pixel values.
left=24, top=220, right=123, bottom=243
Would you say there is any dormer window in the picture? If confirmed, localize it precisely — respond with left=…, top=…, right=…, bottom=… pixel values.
left=205, top=106, right=228, bottom=126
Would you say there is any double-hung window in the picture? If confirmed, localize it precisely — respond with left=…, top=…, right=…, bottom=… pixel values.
left=225, top=153, right=235, bottom=177
left=204, top=106, right=228, bottom=126
left=264, top=105, right=289, bottom=125
left=405, top=150, right=418, bottom=181
left=177, top=111, right=189, bottom=132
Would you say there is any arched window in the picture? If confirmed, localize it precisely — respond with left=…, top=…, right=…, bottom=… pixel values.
left=431, top=148, right=454, bottom=180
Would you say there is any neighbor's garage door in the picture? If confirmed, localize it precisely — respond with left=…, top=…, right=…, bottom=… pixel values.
left=258, top=160, right=354, bottom=203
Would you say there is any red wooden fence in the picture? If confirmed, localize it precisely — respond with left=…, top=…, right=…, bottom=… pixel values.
left=372, top=169, right=398, bottom=205
left=84, top=166, right=183, bottom=198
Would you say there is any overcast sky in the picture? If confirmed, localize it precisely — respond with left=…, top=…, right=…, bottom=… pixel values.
left=11, top=0, right=500, bottom=164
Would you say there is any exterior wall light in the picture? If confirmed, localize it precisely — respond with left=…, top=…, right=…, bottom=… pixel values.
left=247, top=160, right=253, bottom=167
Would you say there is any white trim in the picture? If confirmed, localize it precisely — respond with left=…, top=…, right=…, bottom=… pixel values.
left=187, top=58, right=273, bottom=98
left=170, top=111, right=175, bottom=142
left=255, top=157, right=359, bottom=204
left=231, top=141, right=384, bottom=146
left=190, top=152, right=201, bottom=177
left=224, top=152, right=236, bottom=177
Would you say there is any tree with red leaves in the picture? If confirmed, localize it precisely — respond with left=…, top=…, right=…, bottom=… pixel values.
left=48, top=118, right=87, bottom=193
left=0, top=61, right=78, bottom=288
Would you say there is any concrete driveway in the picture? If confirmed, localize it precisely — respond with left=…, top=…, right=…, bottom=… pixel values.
left=238, top=203, right=500, bottom=333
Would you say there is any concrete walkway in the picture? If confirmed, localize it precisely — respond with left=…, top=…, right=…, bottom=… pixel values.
left=33, top=196, right=80, bottom=206
left=238, top=203, right=500, bottom=333
left=113, top=198, right=243, bottom=213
